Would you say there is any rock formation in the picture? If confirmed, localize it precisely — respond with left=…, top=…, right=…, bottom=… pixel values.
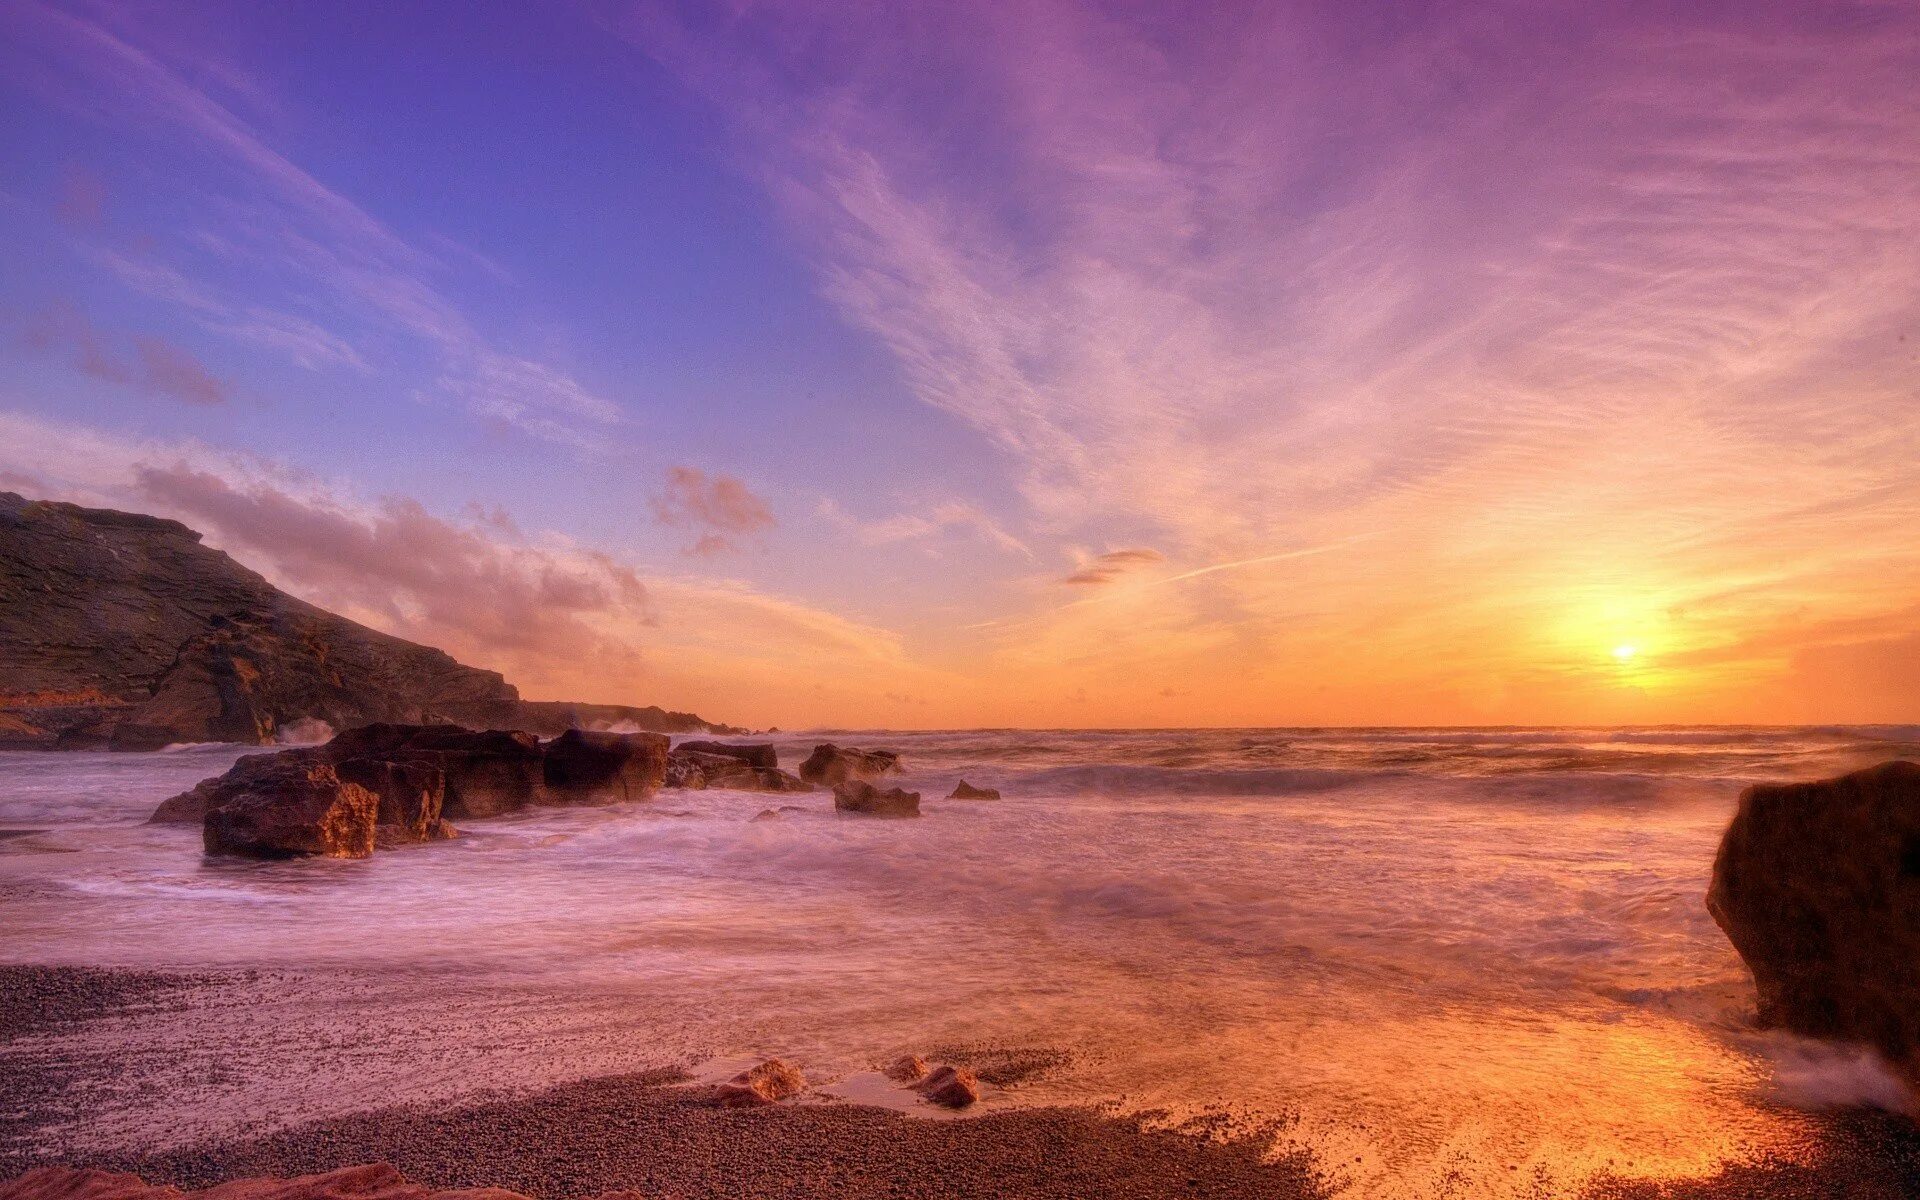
left=0, top=492, right=728, bottom=750
left=948, top=780, right=1001, bottom=800
left=799, top=743, right=901, bottom=787
left=153, top=724, right=667, bottom=858
left=1707, top=760, right=1920, bottom=1081
left=833, top=779, right=921, bottom=818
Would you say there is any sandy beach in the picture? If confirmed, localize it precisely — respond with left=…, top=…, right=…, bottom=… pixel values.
left=5, top=963, right=1920, bottom=1200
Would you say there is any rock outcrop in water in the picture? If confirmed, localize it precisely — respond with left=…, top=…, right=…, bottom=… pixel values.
left=833, top=779, right=920, bottom=818
left=1707, top=760, right=1920, bottom=1082
left=799, top=743, right=901, bottom=786
left=0, top=492, right=732, bottom=750
left=154, top=724, right=668, bottom=858
left=948, top=780, right=1001, bottom=800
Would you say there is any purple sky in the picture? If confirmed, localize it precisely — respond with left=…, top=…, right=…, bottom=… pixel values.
left=2, top=1, right=1917, bottom=728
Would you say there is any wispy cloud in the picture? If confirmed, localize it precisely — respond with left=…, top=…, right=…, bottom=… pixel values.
left=817, top=496, right=1033, bottom=559
left=615, top=0, right=1920, bottom=723
left=10, top=0, right=623, bottom=448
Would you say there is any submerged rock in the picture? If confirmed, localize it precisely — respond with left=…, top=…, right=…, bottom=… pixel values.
left=833, top=780, right=921, bottom=818
left=715, top=1058, right=807, bottom=1107
left=948, top=780, right=1001, bottom=800
left=674, top=740, right=778, bottom=771
left=201, top=759, right=378, bottom=860
left=799, top=743, right=900, bottom=786
left=1708, top=760, right=1920, bottom=1081
left=665, top=749, right=809, bottom=793
left=916, top=1064, right=981, bottom=1108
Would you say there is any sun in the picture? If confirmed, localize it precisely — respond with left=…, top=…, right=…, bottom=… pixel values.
left=1611, top=644, right=1639, bottom=662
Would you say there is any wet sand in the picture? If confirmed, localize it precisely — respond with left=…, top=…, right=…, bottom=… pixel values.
left=6, top=964, right=1920, bottom=1199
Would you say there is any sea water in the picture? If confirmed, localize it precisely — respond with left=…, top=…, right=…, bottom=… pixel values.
left=3, top=726, right=1917, bottom=1197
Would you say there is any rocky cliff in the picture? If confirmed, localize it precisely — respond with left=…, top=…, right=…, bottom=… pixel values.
left=0, top=492, right=726, bottom=749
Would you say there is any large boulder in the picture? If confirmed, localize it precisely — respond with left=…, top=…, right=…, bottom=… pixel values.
left=675, top=740, right=778, bottom=771
left=201, top=758, right=378, bottom=859
left=542, top=729, right=669, bottom=804
left=799, top=743, right=901, bottom=786
left=1707, top=760, right=1920, bottom=1079
left=833, top=780, right=921, bottom=818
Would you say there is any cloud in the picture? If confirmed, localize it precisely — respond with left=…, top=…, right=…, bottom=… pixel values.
left=615, top=0, right=1920, bottom=723
left=0, top=409, right=928, bottom=726
left=650, top=466, right=775, bottom=555
left=816, top=497, right=1032, bottom=558
left=133, top=463, right=647, bottom=663
left=131, top=336, right=227, bottom=405
left=1062, top=547, right=1163, bottom=586
left=55, top=163, right=105, bottom=230
left=20, top=303, right=229, bottom=405
left=10, top=1, right=621, bottom=447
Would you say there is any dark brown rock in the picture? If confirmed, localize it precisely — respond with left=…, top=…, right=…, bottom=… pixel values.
left=915, top=1064, right=980, bottom=1108
left=799, top=744, right=901, bottom=787
left=201, top=759, right=378, bottom=860
left=948, top=780, right=1001, bottom=800
left=326, top=725, right=547, bottom=819
left=1707, top=760, right=1920, bottom=1080
left=833, top=780, right=920, bottom=818
left=541, top=729, right=669, bottom=804
left=713, top=1058, right=806, bottom=1107
left=674, top=740, right=777, bottom=771
left=332, top=757, right=450, bottom=841
left=0, top=492, right=733, bottom=750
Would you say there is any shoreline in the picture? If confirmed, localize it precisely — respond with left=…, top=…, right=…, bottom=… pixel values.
left=6, top=961, right=1920, bottom=1200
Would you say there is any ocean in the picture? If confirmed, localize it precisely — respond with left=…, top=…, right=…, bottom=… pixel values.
left=4, top=725, right=1917, bottom=1197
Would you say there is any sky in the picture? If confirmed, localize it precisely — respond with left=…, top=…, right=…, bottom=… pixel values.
left=0, top=0, right=1916, bottom=730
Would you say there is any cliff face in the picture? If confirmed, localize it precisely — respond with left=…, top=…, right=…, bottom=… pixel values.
left=0, top=492, right=724, bottom=749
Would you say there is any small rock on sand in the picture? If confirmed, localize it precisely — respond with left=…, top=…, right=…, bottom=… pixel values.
left=916, top=1065, right=980, bottom=1108
left=715, top=1059, right=807, bottom=1107
left=885, top=1055, right=928, bottom=1083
